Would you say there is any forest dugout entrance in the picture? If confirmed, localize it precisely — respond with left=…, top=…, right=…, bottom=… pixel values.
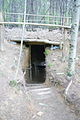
left=31, top=45, right=46, bottom=83
left=22, top=44, right=46, bottom=84
left=21, top=40, right=63, bottom=84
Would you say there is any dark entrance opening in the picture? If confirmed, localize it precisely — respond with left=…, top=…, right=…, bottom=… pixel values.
left=31, top=45, right=46, bottom=83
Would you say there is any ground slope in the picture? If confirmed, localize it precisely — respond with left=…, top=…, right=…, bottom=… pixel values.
left=0, top=39, right=78, bottom=120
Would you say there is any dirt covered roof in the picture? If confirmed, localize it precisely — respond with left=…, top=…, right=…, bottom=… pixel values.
left=5, top=28, right=64, bottom=42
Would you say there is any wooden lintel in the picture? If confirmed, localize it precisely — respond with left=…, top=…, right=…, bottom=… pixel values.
left=10, top=38, right=63, bottom=46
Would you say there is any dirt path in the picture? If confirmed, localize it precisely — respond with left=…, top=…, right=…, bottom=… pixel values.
left=0, top=81, right=78, bottom=120
left=25, top=84, right=78, bottom=120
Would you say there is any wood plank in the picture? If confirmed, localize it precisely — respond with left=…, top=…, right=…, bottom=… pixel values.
left=10, top=38, right=63, bottom=45
left=5, top=12, right=72, bottom=18
left=0, top=22, right=71, bottom=29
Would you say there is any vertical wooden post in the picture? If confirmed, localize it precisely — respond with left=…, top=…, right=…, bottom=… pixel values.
left=14, top=0, right=27, bottom=80
left=22, top=47, right=30, bottom=83
left=62, top=28, right=69, bottom=61
left=29, top=45, right=32, bottom=81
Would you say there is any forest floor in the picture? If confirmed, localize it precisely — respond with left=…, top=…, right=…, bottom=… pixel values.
left=0, top=29, right=80, bottom=120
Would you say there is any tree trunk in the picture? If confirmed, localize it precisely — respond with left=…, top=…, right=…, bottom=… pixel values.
left=68, top=0, right=80, bottom=76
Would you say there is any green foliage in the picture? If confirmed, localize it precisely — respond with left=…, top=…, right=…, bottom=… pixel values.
left=44, top=49, right=50, bottom=55
left=9, top=80, right=18, bottom=87
left=67, top=72, right=73, bottom=77
left=48, top=63, right=54, bottom=67
left=0, top=0, right=72, bottom=26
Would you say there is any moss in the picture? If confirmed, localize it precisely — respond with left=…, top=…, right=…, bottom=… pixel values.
left=9, top=80, right=18, bottom=87
left=44, top=49, right=50, bottom=55
left=67, top=72, right=73, bottom=77
left=48, top=63, right=54, bottom=67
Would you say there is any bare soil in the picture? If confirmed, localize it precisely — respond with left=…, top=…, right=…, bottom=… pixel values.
left=0, top=28, right=80, bottom=119
left=5, top=28, right=63, bottom=42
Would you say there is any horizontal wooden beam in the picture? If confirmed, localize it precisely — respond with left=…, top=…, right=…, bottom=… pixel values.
left=10, top=38, right=63, bottom=45
left=5, top=12, right=72, bottom=19
left=0, top=22, right=71, bottom=29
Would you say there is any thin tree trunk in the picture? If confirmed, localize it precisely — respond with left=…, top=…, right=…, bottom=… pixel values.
left=68, top=0, right=80, bottom=76
left=14, top=0, right=27, bottom=81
